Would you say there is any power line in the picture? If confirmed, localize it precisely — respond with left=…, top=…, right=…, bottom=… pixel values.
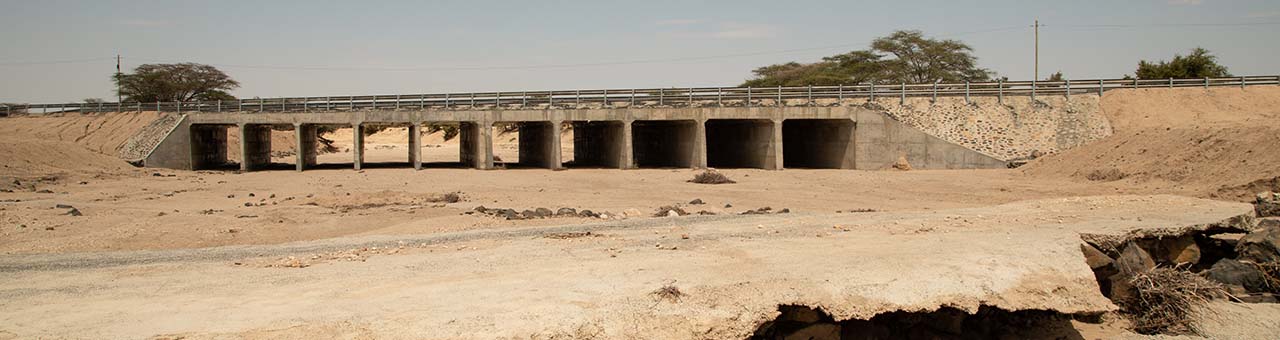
left=0, top=57, right=116, bottom=66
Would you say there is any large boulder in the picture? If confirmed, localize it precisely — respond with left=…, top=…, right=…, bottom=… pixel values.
left=1204, top=259, right=1269, bottom=293
left=1081, top=243, right=1114, bottom=270
left=1237, top=224, right=1280, bottom=263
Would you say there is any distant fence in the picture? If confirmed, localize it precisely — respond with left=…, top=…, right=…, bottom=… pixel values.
left=4, top=75, right=1279, bottom=115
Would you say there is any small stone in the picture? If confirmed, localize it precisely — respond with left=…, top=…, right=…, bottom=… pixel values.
left=1238, top=224, right=1280, bottom=263
left=724, top=203, right=733, bottom=208
left=1205, top=259, right=1268, bottom=293
left=36, top=189, right=53, bottom=194
left=473, top=206, right=488, bottom=213
left=227, top=194, right=235, bottom=198
left=535, top=207, right=554, bottom=217
left=64, top=208, right=82, bottom=216
left=1080, top=243, right=1114, bottom=270
left=55, top=204, right=73, bottom=209
left=777, top=208, right=791, bottom=214
left=45, top=226, right=55, bottom=231
left=688, top=199, right=705, bottom=205
left=623, top=208, right=644, bottom=218
left=243, top=202, right=253, bottom=207
left=556, top=207, right=577, bottom=216
left=666, top=210, right=680, bottom=217
left=248, top=193, right=255, bottom=197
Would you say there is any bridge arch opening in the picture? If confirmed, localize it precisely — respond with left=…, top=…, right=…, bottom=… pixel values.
left=565, top=120, right=625, bottom=169
left=782, top=119, right=855, bottom=169
left=632, top=120, right=697, bottom=168
left=705, top=119, right=776, bottom=169
left=492, top=121, right=560, bottom=169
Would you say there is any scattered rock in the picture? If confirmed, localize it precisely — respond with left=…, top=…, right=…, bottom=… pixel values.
left=556, top=207, right=577, bottom=216
left=654, top=206, right=687, bottom=217
left=892, top=156, right=912, bottom=171
left=1154, top=235, right=1201, bottom=265
left=1204, top=259, right=1268, bottom=293
left=1237, top=224, right=1280, bottom=263
left=724, top=203, right=733, bottom=208
left=741, top=207, right=774, bottom=215
left=623, top=208, right=644, bottom=218
left=227, top=194, right=235, bottom=198
left=578, top=209, right=597, bottom=218
left=777, top=208, right=791, bottom=214
left=248, top=193, right=255, bottom=197
left=473, top=206, right=488, bottom=213
left=1257, top=192, right=1280, bottom=217
left=64, top=208, right=82, bottom=216
left=45, top=226, right=55, bottom=231
left=534, top=207, right=554, bottom=217
left=1115, top=243, right=1155, bottom=275
left=1081, top=243, right=1114, bottom=270
left=243, top=202, right=253, bottom=207
left=54, top=204, right=74, bottom=209
left=688, top=198, right=705, bottom=205
left=36, top=189, right=53, bottom=194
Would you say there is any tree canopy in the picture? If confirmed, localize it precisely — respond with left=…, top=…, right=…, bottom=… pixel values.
left=742, top=30, right=991, bottom=87
left=114, top=63, right=239, bottom=102
left=1134, top=48, right=1231, bottom=79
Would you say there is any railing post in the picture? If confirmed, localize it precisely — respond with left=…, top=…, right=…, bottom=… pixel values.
left=900, top=82, right=906, bottom=105
left=687, top=87, right=693, bottom=106
left=747, top=87, right=753, bottom=107
left=495, top=92, right=502, bottom=107
left=1168, top=78, right=1173, bottom=88
left=470, top=92, right=475, bottom=107
left=1065, top=79, right=1071, bottom=100
left=395, top=95, right=401, bottom=110
left=282, top=98, right=287, bottom=112
left=931, top=82, right=937, bottom=102
left=837, top=84, right=843, bottom=101
left=716, top=87, right=723, bottom=106
left=156, top=101, right=161, bottom=112
left=602, top=89, right=608, bottom=107
left=117, top=101, right=122, bottom=112
left=445, top=93, right=451, bottom=109
left=869, top=83, right=875, bottom=101
left=1204, top=77, right=1210, bottom=89
left=97, top=101, right=103, bottom=113
left=1099, top=79, right=1104, bottom=95
left=658, top=89, right=664, bottom=106
left=522, top=91, right=528, bottom=107
left=176, top=101, right=181, bottom=114
left=806, top=85, right=813, bottom=104
left=1030, top=81, right=1036, bottom=102
left=630, top=89, right=636, bottom=107
left=964, top=81, right=970, bottom=104
left=420, top=94, right=427, bottom=109
left=1241, top=76, right=1247, bottom=89
left=1133, top=78, right=1139, bottom=89
left=776, top=86, right=782, bottom=106
left=575, top=90, right=581, bottom=105
left=548, top=91, right=553, bottom=107
left=260, top=98, right=265, bottom=112
left=997, top=79, right=1004, bottom=104
left=238, top=99, right=243, bottom=112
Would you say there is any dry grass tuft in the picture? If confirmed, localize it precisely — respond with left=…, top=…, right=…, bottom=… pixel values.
left=432, top=192, right=463, bottom=203
left=688, top=170, right=735, bottom=184
left=651, top=283, right=686, bottom=302
left=1252, top=262, right=1280, bottom=293
left=1122, top=268, right=1226, bottom=335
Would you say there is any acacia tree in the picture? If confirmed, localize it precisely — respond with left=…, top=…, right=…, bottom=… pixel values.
left=1134, top=48, right=1230, bottom=79
left=871, top=30, right=990, bottom=83
left=113, top=63, right=239, bottom=102
left=742, top=30, right=991, bottom=86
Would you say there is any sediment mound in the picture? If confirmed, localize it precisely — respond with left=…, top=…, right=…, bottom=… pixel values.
left=1024, top=87, right=1280, bottom=201
left=0, top=111, right=170, bottom=159
left=0, top=136, right=134, bottom=176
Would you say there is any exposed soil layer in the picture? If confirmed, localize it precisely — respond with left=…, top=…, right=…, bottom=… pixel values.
left=1024, top=87, right=1280, bottom=201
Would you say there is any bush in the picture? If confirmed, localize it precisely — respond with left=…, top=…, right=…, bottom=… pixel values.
left=1122, top=268, right=1225, bottom=335
left=688, top=170, right=735, bottom=184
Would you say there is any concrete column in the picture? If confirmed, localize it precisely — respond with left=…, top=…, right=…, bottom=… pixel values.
left=621, top=120, right=633, bottom=169
left=409, top=123, right=422, bottom=170
left=549, top=120, right=562, bottom=170
left=769, top=119, right=784, bottom=170
left=353, top=123, right=364, bottom=170
left=294, top=124, right=317, bottom=172
left=479, top=120, right=494, bottom=169
left=239, top=124, right=272, bottom=172
left=693, top=119, right=707, bottom=169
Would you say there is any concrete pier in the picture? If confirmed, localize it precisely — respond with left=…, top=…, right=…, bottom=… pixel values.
left=144, top=106, right=1008, bottom=171
left=295, top=124, right=317, bottom=172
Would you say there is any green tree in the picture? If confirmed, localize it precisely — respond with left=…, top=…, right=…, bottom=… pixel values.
left=1134, top=48, right=1231, bottom=79
left=1044, top=71, right=1064, bottom=82
left=114, top=63, right=239, bottom=102
left=870, top=30, right=991, bottom=83
left=742, top=30, right=991, bottom=86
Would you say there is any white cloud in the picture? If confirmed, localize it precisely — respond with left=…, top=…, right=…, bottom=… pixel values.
left=1167, top=0, right=1203, bottom=5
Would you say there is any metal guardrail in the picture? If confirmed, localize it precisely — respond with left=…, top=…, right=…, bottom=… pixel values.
left=4, top=75, right=1279, bottom=115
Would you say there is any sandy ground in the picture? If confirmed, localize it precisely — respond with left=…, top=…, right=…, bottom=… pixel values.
left=0, top=195, right=1270, bottom=340
left=2, top=87, right=1279, bottom=339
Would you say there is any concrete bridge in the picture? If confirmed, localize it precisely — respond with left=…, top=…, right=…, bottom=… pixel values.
left=14, top=76, right=1273, bottom=172
left=144, top=105, right=1007, bottom=171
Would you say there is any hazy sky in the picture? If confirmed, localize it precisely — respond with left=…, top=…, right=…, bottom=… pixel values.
left=2, top=0, right=1278, bottom=103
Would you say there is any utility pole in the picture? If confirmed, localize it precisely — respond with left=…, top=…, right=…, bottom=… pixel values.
left=115, top=54, right=122, bottom=102
left=1033, top=20, right=1041, bottom=81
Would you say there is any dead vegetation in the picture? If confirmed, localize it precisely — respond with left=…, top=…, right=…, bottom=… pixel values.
left=651, top=283, right=685, bottom=302
left=1121, top=267, right=1226, bottom=335
left=688, top=170, right=735, bottom=184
